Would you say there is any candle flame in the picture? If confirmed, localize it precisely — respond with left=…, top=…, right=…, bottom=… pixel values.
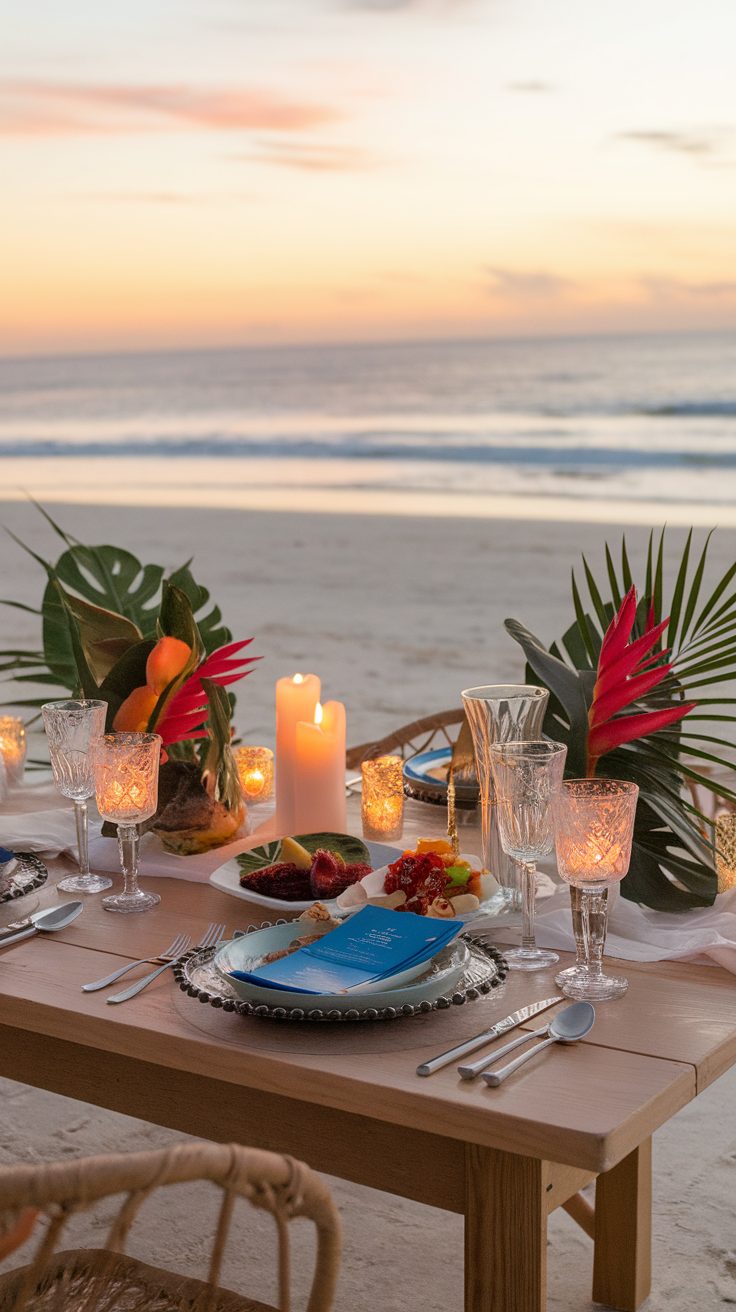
left=293, top=672, right=304, bottom=685
left=314, top=702, right=324, bottom=726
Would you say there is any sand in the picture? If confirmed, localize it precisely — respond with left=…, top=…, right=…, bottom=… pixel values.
left=0, top=499, right=735, bottom=1309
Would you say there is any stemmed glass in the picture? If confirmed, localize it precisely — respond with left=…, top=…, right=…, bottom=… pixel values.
left=489, top=739, right=567, bottom=970
left=553, top=779, right=639, bottom=1000
left=93, top=732, right=162, bottom=914
left=461, top=685, right=549, bottom=915
left=41, top=699, right=112, bottom=895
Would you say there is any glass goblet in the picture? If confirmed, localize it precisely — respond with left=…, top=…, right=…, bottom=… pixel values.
left=93, top=732, right=162, bottom=914
left=553, top=779, right=639, bottom=1001
left=0, top=715, right=27, bottom=786
left=461, top=684, right=550, bottom=915
left=489, top=739, right=567, bottom=970
left=41, top=699, right=112, bottom=895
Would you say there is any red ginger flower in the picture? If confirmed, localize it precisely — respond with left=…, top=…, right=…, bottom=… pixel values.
left=586, top=586, right=695, bottom=776
left=155, top=639, right=259, bottom=746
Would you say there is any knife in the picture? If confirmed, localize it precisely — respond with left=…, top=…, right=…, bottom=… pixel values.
left=415, top=996, right=563, bottom=1077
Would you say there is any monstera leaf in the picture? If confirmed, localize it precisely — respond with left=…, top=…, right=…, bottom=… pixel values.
left=0, top=505, right=233, bottom=711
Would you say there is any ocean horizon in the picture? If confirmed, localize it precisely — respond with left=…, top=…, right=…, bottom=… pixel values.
left=2, top=328, right=736, bottom=524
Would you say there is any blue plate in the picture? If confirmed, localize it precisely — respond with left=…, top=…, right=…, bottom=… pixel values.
left=403, top=747, right=478, bottom=806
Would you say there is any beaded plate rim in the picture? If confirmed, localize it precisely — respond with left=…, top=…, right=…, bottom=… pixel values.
left=0, top=852, right=48, bottom=904
left=173, top=924, right=508, bottom=1023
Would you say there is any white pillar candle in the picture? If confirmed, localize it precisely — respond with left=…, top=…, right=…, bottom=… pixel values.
left=293, top=700, right=347, bottom=835
left=275, top=672, right=320, bottom=832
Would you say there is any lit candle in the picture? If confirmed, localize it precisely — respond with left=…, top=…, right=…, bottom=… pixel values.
left=361, top=755, right=404, bottom=841
left=234, top=746, right=274, bottom=803
left=275, top=672, right=320, bottom=831
left=0, top=717, right=26, bottom=787
left=293, top=700, right=347, bottom=834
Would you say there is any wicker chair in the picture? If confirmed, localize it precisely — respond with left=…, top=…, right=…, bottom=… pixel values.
left=0, top=1143, right=341, bottom=1312
left=346, top=708, right=465, bottom=770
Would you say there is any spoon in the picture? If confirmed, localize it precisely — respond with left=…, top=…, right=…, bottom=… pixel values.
left=0, top=901, right=83, bottom=949
left=482, top=1001, right=595, bottom=1087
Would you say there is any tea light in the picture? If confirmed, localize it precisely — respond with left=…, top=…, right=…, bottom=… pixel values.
left=276, top=672, right=321, bottom=831
left=234, top=746, right=274, bottom=803
left=361, top=755, right=404, bottom=841
left=715, top=813, right=736, bottom=892
left=0, top=717, right=26, bottom=786
left=293, top=700, right=347, bottom=834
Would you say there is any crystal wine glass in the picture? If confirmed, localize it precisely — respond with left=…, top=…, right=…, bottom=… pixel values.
left=93, top=732, right=162, bottom=914
left=42, top=699, right=112, bottom=894
left=553, top=779, right=639, bottom=1000
left=461, top=685, right=550, bottom=915
left=489, top=739, right=567, bottom=970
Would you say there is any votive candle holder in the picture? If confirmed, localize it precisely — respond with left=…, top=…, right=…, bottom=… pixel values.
left=715, top=812, right=736, bottom=892
left=234, top=746, right=274, bottom=803
left=361, top=755, right=404, bottom=841
left=0, top=716, right=26, bottom=786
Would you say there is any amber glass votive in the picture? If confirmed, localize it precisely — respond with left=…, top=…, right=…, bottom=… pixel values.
left=0, top=716, right=26, bottom=786
left=361, top=755, right=404, bottom=841
left=234, top=746, right=274, bottom=803
left=715, top=813, right=736, bottom=892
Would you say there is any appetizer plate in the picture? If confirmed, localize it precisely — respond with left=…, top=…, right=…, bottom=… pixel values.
left=403, top=747, right=479, bottom=807
left=337, top=856, right=498, bottom=924
left=209, top=833, right=403, bottom=910
left=213, top=922, right=470, bottom=1011
left=0, top=852, right=48, bottom=904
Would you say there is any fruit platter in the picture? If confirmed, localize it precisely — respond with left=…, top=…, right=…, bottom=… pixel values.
left=208, top=832, right=403, bottom=910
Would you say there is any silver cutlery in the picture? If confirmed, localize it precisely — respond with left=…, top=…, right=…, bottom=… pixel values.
left=415, top=995, right=562, bottom=1076
left=458, top=1000, right=574, bottom=1079
left=105, top=922, right=226, bottom=1005
left=482, top=1001, right=595, bottom=1086
left=81, top=932, right=192, bottom=992
left=0, top=901, right=83, bottom=948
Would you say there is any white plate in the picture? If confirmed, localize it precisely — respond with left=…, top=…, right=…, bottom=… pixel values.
left=337, top=854, right=499, bottom=924
left=213, top=923, right=470, bottom=1012
left=209, top=838, right=403, bottom=910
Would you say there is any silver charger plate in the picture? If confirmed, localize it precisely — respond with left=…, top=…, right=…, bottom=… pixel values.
left=0, top=853, right=48, bottom=904
left=173, top=926, right=507, bottom=1022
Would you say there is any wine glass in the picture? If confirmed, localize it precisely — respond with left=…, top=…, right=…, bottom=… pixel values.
left=42, top=699, right=112, bottom=894
left=461, top=685, right=550, bottom=915
left=553, top=778, right=639, bottom=1000
left=489, top=739, right=567, bottom=970
left=93, top=732, right=162, bottom=914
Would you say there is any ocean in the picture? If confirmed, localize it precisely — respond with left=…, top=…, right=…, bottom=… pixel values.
left=2, top=330, right=736, bottom=522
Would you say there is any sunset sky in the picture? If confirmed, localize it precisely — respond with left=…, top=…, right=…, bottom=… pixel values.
left=3, top=0, right=736, bottom=355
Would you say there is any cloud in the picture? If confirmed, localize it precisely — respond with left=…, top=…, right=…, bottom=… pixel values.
left=506, top=81, right=555, bottom=93
left=0, top=79, right=341, bottom=136
left=484, top=266, right=574, bottom=297
left=616, top=128, right=730, bottom=159
left=639, top=274, right=736, bottom=299
left=234, top=139, right=377, bottom=171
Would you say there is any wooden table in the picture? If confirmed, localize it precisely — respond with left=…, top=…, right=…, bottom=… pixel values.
left=1, top=800, right=735, bottom=1312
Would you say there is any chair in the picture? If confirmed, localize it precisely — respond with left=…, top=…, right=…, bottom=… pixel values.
left=346, top=708, right=465, bottom=770
left=0, top=1142, right=341, bottom=1312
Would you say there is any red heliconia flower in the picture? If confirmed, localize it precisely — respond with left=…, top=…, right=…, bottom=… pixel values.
left=155, top=639, right=259, bottom=746
left=586, top=587, right=695, bottom=775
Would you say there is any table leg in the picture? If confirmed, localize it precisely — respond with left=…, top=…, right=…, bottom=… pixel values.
left=593, top=1139, right=652, bottom=1312
left=464, top=1144, right=546, bottom=1312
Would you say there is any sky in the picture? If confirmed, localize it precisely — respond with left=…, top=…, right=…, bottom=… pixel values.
left=3, top=0, right=736, bottom=355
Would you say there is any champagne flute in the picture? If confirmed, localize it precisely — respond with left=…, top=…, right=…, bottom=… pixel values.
left=42, top=699, right=111, bottom=894
left=489, top=739, right=567, bottom=970
left=93, top=732, right=162, bottom=914
left=553, top=778, right=639, bottom=1000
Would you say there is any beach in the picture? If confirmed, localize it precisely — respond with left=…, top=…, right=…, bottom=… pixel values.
left=1, top=498, right=735, bottom=1309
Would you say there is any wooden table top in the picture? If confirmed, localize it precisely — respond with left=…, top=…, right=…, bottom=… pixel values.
left=0, top=794, right=733, bottom=1176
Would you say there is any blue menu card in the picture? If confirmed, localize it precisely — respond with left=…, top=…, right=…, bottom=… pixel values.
left=230, top=906, right=463, bottom=995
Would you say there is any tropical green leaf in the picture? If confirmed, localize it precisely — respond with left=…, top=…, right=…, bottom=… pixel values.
left=200, top=677, right=241, bottom=812
left=667, top=527, right=693, bottom=648
left=97, top=639, right=156, bottom=730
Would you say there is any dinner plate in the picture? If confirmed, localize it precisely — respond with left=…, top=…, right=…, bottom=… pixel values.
left=403, top=747, right=479, bottom=807
left=213, top=923, right=470, bottom=1012
left=209, top=834, right=403, bottom=910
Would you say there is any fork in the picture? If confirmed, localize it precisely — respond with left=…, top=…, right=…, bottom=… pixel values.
left=81, top=933, right=192, bottom=993
left=106, top=922, right=226, bottom=1005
